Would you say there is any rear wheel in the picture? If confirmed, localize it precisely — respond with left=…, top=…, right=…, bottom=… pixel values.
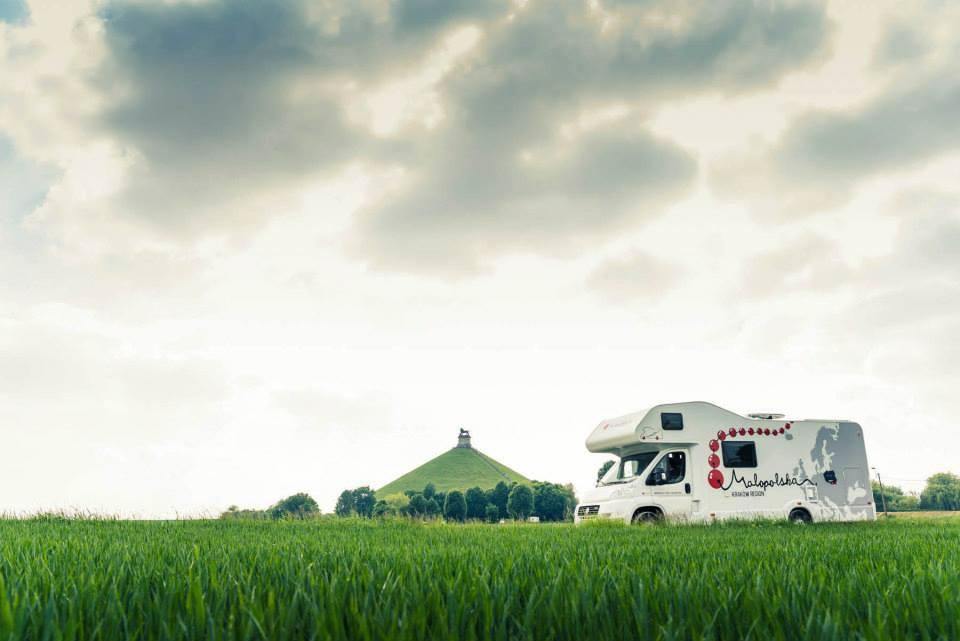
left=631, top=509, right=663, bottom=525
left=789, top=508, right=812, bottom=524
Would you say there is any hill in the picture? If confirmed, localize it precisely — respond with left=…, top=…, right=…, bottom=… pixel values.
left=376, top=433, right=530, bottom=497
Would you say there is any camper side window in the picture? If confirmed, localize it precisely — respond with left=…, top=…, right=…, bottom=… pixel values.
left=661, top=413, right=683, bottom=430
left=721, top=441, right=757, bottom=468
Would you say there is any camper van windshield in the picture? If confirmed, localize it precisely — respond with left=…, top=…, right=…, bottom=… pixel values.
left=602, top=452, right=658, bottom=484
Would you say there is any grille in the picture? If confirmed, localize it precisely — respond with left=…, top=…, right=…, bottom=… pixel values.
left=577, top=505, right=600, bottom=517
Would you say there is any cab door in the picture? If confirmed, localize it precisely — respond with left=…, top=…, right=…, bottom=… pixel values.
left=645, top=450, right=693, bottom=519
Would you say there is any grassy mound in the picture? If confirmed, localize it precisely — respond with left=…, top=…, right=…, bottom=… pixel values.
left=376, top=446, right=530, bottom=496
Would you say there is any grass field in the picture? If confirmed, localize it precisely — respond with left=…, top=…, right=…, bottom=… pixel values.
left=1, top=517, right=958, bottom=641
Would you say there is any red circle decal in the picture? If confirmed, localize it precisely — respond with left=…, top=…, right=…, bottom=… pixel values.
left=708, top=453, right=720, bottom=468
left=708, top=469, right=724, bottom=489
left=748, top=428, right=755, bottom=435
left=718, top=431, right=727, bottom=441
left=709, top=439, right=719, bottom=452
left=764, top=428, right=771, bottom=435
left=728, top=428, right=737, bottom=438
left=738, top=427, right=746, bottom=436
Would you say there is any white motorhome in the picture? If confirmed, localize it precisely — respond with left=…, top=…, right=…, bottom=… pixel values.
left=575, top=402, right=875, bottom=524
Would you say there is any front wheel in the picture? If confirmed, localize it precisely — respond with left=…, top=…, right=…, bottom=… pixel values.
left=789, top=508, right=812, bottom=524
left=632, top=509, right=662, bottom=525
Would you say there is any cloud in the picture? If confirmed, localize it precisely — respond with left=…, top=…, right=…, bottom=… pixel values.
left=737, top=189, right=960, bottom=332
left=94, top=0, right=370, bottom=236
left=2, top=0, right=830, bottom=272
left=715, top=67, right=960, bottom=217
left=356, top=126, right=697, bottom=272
left=740, top=233, right=854, bottom=299
left=350, top=0, right=831, bottom=271
left=587, top=250, right=680, bottom=302
left=0, top=135, right=56, bottom=227
left=872, top=24, right=929, bottom=68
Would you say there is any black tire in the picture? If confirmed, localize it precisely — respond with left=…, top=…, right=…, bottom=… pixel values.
left=789, top=508, right=812, bottom=524
left=632, top=509, right=662, bottom=525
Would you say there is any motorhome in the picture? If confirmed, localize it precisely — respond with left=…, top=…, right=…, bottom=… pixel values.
left=575, top=402, right=875, bottom=524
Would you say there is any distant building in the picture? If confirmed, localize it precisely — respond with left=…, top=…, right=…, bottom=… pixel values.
left=457, top=428, right=472, bottom=448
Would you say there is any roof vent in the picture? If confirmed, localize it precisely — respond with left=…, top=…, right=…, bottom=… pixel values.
left=747, top=413, right=785, bottom=420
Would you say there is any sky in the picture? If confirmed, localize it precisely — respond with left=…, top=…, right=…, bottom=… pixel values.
left=2, top=0, right=958, bottom=517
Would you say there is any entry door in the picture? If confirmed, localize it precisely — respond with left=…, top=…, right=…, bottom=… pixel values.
left=645, top=450, right=693, bottom=519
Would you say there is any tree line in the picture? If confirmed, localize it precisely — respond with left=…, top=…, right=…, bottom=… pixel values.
left=335, top=480, right=577, bottom=522
left=221, top=492, right=321, bottom=520
left=872, top=472, right=960, bottom=512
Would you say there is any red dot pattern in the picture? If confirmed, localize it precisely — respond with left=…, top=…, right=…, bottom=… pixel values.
left=707, top=423, right=796, bottom=488
left=708, top=469, right=724, bottom=489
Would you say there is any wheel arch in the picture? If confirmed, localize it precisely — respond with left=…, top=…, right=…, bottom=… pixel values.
left=631, top=505, right=665, bottom=521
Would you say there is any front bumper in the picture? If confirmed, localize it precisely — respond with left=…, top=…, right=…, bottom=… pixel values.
left=574, top=497, right=637, bottom=524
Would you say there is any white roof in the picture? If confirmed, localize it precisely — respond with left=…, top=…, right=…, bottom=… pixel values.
left=584, top=408, right=651, bottom=452
left=584, top=401, right=755, bottom=453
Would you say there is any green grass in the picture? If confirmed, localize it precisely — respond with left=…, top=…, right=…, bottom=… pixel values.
left=376, top=446, right=530, bottom=496
left=1, top=517, right=959, bottom=640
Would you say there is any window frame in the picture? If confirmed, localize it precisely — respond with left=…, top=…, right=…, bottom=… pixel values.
left=617, top=451, right=658, bottom=481
left=645, top=450, right=686, bottom=486
left=660, top=412, right=684, bottom=431
left=720, top=441, right=758, bottom=468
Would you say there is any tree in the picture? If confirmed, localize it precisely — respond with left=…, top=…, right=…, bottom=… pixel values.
left=533, top=482, right=570, bottom=522
left=352, top=486, right=376, bottom=518
left=485, top=504, right=500, bottom=523
left=507, top=484, right=534, bottom=520
left=269, top=492, right=320, bottom=519
left=597, top=460, right=615, bottom=483
left=871, top=481, right=921, bottom=512
left=219, top=507, right=268, bottom=520
left=561, top=483, right=579, bottom=520
left=408, top=493, right=427, bottom=516
left=920, top=472, right=960, bottom=510
left=872, top=480, right=901, bottom=512
left=487, top=481, right=512, bottom=519
left=443, top=490, right=467, bottom=522
left=423, top=483, right=436, bottom=500
left=465, top=486, right=488, bottom=520
left=334, top=490, right=355, bottom=517
left=425, top=498, right=441, bottom=516
left=894, top=495, right=920, bottom=511
left=384, top=492, right=410, bottom=516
